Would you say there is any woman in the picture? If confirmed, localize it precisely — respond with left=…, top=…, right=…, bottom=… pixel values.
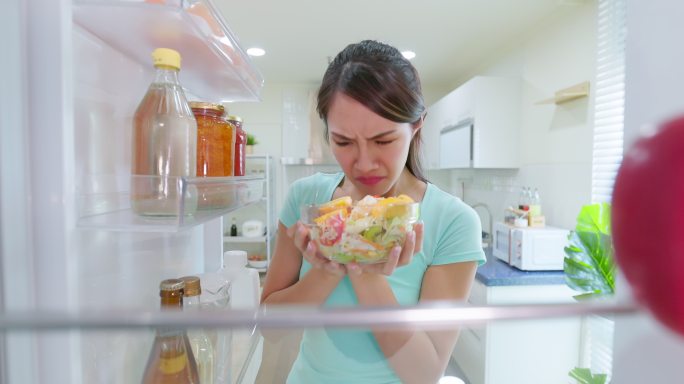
left=261, top=40, right=486, bottom=384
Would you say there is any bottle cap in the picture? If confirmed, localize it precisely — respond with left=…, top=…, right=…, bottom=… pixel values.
left=151, top=48, right=181, bottom=70
left=179, top=276, right=201, bottom=296
left=226, top=115, right=243, bottom=123
left=189, top=101, right=225, bottom=114
left=159, top=278, right=185, bottom=298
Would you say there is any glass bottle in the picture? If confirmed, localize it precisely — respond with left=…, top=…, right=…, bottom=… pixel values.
left=530, top=188, right=542, bottom=217
left=180, top=276, right=214, bottom=384
left=230, top=217, right=238, bottom=236
left=131, top=48, right=198, bottom=216
left=228, top=115, right=246, bottom=176
left=518, top=187, right=529, bottom=211
left=142, top=279, right=199, bottom=384
left=196, top=250, right=253, bottom=384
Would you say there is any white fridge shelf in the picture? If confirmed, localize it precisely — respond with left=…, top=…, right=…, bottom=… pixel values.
left=224, top=235, right=267, bottom=243
left=73, top=0, right=264, bottom=102
left=77, top=175, right=264, bottom=232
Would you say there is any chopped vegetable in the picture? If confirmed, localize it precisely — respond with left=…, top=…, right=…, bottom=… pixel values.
left=310, top=195, right=419, bottom=264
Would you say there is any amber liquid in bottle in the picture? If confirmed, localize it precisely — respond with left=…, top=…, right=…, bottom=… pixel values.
left=131, top=54, right=198, bottom=217
left=142, top=279, right=199, bottom=384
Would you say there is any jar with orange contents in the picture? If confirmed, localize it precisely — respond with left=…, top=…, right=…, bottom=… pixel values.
left=227, top=115, right=246, bottom=177
left=190, top=101, right=235, bottom=209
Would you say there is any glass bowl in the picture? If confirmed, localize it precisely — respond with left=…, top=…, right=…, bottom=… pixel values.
left=301, top=196, right=420, bottom=264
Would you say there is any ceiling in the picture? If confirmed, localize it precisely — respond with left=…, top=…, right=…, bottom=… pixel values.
left=216, top=0, right=587, bottom=89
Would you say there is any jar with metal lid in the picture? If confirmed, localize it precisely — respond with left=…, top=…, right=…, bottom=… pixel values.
left=189, top=102, right=234, bottom=177
left=227, top=115, right=246, bottom=177
left=190, top=102, right=236, bottom=210
left=143, top=278, right=200, bottom=384
left=159, top=278, right=186, bottom=307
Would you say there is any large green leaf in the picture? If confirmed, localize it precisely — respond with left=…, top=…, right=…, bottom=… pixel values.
left=569, top=367, right=608, bottom=384
left=575, top=203, right=611, bottom=235
left=564, top=203, right=615, bottom=300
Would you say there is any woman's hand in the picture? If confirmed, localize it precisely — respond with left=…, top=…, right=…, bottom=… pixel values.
left=287, top=221, right=347, bottom=276
left=347, top=221, right=424, bottom=276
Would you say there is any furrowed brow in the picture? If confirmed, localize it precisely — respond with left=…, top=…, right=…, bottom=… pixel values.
left=330, top=130, right=395, bottom=141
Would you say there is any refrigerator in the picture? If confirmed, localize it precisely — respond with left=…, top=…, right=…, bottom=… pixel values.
left=1, top=0, right=265, bottom=383
left=2, top=1, right=684, bottom=383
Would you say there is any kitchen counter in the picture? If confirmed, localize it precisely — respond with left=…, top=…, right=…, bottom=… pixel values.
left=476, top=248, right=567, bottom=286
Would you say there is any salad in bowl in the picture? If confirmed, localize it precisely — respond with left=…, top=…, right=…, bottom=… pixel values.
left=301, top=195, right=420, bottom=264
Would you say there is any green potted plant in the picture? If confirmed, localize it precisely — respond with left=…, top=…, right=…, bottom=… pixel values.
left=564, top=202, right=616, bottom=383
left=564, top=202, right=615, bottom=300
left=246, top=133, right=258, bottom=154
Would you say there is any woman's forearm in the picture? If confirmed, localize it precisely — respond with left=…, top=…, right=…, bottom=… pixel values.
left=262, top=268, right=343, bottom=305
left=375, top=328, right=458, bottom=384
left=349, top=274, right=456, bottom=384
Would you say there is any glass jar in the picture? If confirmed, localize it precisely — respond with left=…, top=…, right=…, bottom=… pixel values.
left=227, top=115, right=246, bottom=177
left=190, top=102, right=234, bottom=177
left=190, top=102, right=236, bottom=210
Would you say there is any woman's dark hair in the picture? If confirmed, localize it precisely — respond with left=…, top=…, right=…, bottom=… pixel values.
left=317, top=40, right=428, bottom=183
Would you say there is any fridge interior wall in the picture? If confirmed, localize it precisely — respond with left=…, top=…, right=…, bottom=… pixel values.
left=72, top=24, right=208, bottom=382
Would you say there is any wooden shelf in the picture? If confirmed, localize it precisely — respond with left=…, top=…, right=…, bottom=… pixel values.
left=536, top=81, right=590, bottom=105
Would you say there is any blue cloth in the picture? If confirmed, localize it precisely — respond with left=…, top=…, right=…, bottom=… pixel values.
left=279, top=172, right=486, bottom=383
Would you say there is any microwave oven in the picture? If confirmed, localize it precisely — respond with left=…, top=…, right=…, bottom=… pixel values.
left=493, top=222, right=570, bottom=271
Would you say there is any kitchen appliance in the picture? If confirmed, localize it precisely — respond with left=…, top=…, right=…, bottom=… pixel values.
left=493, top=222, right=569, bottom=271
left=0, top=1, right=265, bottom=383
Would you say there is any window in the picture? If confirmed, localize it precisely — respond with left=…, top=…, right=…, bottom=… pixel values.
left=591, top=0, right=626, bottom=204
left=583, top=0, right=626, bottom=381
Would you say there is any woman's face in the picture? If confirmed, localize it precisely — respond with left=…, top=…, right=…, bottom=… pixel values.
left=327, top=92, right=417, bottom=196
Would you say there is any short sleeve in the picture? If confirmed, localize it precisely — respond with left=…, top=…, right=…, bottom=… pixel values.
left=426, top=189, right=486, bottom=267
left=278, top=173, right=344, bottom=228
left=432, top=206, right=486, bottom=266
left=279, top=179, right=304, bottom=228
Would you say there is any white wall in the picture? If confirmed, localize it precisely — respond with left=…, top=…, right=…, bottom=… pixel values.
left=611, top=0, right=684, bottom=382
left=227, top=82, right=452, bottom=227
left=224, top=81, right=317, bottom=229
left=226, top=4, right=597, bottom=235
left=430, top=3, right=597, bottom=231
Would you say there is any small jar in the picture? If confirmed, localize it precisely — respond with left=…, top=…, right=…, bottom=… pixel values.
left=227, top=115, right=246, bottom=177
left=190, top=102, right=236, bottom=210
left=190, top=102, right=234, bottom=177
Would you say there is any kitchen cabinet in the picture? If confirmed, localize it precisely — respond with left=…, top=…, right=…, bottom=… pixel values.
left=224, top=155, right=276, bottom=272
left=423, top=76, right=521, bottom=169
left=452, top=278, right=581, bottom=384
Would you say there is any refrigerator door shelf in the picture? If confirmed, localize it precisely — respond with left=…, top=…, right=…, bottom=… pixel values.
left=77, top=175, right=264, bottom=232
left=73, top=0, right=264, bottom=103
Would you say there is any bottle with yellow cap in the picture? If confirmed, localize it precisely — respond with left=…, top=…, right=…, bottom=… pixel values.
left=131, top=48, right=198, bottom=216
left=180, top=276, right=214, bottom=384
left=141, top=279, right=199, bottom=384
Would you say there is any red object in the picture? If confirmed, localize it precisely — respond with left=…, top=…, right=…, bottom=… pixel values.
left=319, top=214, right=345, bottom=246
left=228, top=116, right=246, bottom=176
left=612, top=116, right=684, bottom=337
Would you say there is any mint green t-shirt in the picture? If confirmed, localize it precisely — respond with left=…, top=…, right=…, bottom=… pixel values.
left=279, top=172, right=486, bottom=384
